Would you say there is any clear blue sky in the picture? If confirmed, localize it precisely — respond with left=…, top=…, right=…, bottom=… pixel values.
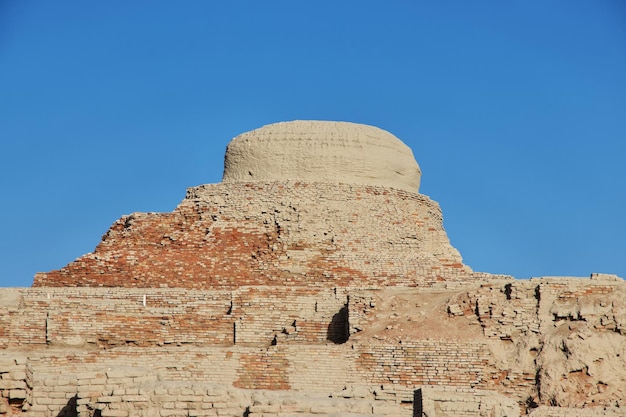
left=1, top=1, right=625, bottom=287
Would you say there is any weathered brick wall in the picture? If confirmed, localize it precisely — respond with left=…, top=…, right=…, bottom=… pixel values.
left=416, top=386, right=520, bottom=417
left=444, top=275, right=626, bottom=411
left=23, top=340, right=500, bottom=404
left=474, top=281, right=541, bottom=339
left=0, top=287, right=347, bottom=348
left=2, top=347, right=407, bottom=417
left=34, top=182, right=509, bottom=289
left=234, top=349, right=290, bottom=390
left=0, top=355, right=30, bottom=415
left=7, top=351, right=528, bottom=417
left=3, top=276, right=625, bottom=416
left=528, top=406, right=624, bottom=417
left=538, top=274, right=626, bottom=333
left=85, top=381, right=410, bottom=417
left=357, top=340, right=490, bottom=388
left=6, top=357, right=535, bottom=417
left=232, top=286, right=348, bottom=346
left=450, top=276, right=626, bottom=345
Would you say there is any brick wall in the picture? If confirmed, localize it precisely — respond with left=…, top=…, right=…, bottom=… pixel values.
left=528, top=406, right=624, bottom=417
left=0, top=355, right=29, bottom=415
left=444, top=276, right=626, bottom=410
left=357, top=340, right=490, bottom=388
left=416, top=386, right=520, bottom=417
left=2, top=276, right=626, bottom=415
left=6, top=348, right=527, bottom=417
left=0, top=287, right=347, bottom=348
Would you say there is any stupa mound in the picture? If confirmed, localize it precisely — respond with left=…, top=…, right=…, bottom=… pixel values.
left=34, top=120, right=492, bottom=289
left=223, top=120, right=422, bottom=193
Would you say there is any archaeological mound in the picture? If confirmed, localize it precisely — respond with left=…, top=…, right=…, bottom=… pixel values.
left=1, top=120, right=624, bottom=417
left=34, top=120, right=482, bottom=289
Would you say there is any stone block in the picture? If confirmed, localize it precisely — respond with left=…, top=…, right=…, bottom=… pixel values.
left=90, top=378, right=107, bottom=385
left=9, top=389, right=26, bottom=399
left=35, top=397, right=54, bottom=405
left=216, top=409, right=243, bottom=416
left=188, top=410, right=218, bottom=417
left=88, top=385, right=106, bottom=393
left=10, top=371, right=26, bottom=381
left=157, top=395, right=179, bottom=403
left=98, top=396, right=122, bottom=403
left=29, top=404, right=49, bottom=412
left=101, top=410, right=129, bottom=417
left=178, top=395, right=204, bottom=402
left=53, top=384, right=78, bottom=393
left=122, top=395, right=149, bottom=402
left=0, top=359, right=16, bottom=369
left=160, top=410, right=186, bottom=417
left=0, top=380, right=26, bottom=390
left=56, top=376, right=76, bottom=386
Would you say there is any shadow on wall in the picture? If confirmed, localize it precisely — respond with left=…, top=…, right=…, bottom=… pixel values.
left=56, top=395, right=78, bottom=417
left=327, top=304, right=349, bottom=344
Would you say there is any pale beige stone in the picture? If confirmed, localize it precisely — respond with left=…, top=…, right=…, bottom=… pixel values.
left=222, top=121, right=422, bottom=193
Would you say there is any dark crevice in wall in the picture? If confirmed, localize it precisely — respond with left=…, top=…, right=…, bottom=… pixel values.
left=413, top=388, right=422, bottom=417
left=327, top=302, right=349, bottom=344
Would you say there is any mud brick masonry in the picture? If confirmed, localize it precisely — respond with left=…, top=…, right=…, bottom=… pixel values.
left=1, top=121, right=624, bottom=417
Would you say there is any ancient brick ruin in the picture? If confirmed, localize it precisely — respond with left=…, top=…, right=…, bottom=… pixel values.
left=1, top=121, right=624, bottom=417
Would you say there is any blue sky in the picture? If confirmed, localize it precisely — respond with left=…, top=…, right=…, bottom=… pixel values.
left=1, top=1, right=625, bottom=287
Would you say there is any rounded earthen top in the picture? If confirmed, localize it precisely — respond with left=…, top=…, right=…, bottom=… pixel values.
left=222, top=120, right=422, bottom=193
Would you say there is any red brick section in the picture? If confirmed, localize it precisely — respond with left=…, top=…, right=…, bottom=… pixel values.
left=34, top=182, right=501, bottom=289
left=234, top=348, right=290, bottom=390
left=35, top=209, right=289, bottom=289
left=558, top=286, right=616, bottom=298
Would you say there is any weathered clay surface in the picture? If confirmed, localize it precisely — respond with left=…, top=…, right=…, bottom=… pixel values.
left=1, top=122, right=624, bottom=417
left=223, top=121, right=422, bottom=193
